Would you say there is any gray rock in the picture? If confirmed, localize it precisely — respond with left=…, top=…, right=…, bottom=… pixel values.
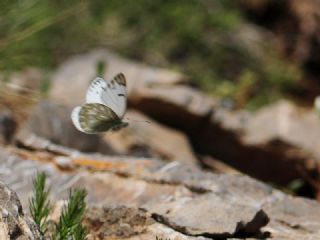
left=16, top=100, right=116, bottom=154
left=49, top=49, right=187, bottom=107
left=19, top=99, right=198, bottom=165
left=208, top=100, right=320, bottom=187
left=85, top=206, right=154, bottom=238
left=132, top=82, right=320, bottom=189
left=0, top=111, right=17, bottom=144
left=0, top=141, right=319, bottom=239
left=0, top=181, right=42, bottom=239
left=104, top=110, right=198, bottom=166
left=0, top=68, right=44, bottom=93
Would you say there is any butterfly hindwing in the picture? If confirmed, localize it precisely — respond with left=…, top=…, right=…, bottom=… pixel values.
left=71, top=106, right=83, bottom=132
left=86, top=73, right=127, bottom=118
left=71, top=103, right=125, bottom=134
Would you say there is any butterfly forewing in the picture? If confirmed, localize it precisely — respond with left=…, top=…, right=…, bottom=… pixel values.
left=86, top=73, right=126, bottom=118
left=86, top=78, right=106, bottom=103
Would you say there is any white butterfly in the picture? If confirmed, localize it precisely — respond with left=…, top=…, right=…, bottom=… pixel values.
left=71, top=73, right=128, bottom=134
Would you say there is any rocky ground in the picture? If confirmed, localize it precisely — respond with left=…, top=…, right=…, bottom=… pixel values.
left=2, top=136, right=320, bottom=239
left=0, top=49, right=320, bottom=239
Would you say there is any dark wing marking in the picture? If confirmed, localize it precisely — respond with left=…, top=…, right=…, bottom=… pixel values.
left=114, top=73, right=126, bottom=86
left=101, top=73, right=127, bottom=118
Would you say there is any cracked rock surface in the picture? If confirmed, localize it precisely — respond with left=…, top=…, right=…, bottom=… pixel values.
left=47, top=49, right=320, bottom=194
left=0, top=180, right=42, bottom=239
left=3, top=49, right=320, bottom=239
left=0, top=136, right=319, bottom=239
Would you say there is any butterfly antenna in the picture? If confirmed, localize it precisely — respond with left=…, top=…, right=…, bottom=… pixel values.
left=125, top=117, right=151, bottom=124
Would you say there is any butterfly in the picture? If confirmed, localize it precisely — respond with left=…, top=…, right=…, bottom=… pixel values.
left=71, top=73, right=128, bottom=134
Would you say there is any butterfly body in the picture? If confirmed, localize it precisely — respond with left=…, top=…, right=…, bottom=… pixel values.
left=71, top=73, right=128, bottom=134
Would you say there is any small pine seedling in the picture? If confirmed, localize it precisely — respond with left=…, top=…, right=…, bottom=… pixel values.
left=29, top=172, right=51, bottom=235
left=52, top=189, right=88, bottom=240
left=29, top=172, right=88, bottom=240
left=96, top=60, right=107, bottom=77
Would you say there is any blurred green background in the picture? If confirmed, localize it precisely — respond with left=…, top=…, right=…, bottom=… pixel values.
left=0, top=0, right=310, bottom=109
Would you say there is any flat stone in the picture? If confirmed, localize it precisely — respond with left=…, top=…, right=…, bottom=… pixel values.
left=0, top=142, right=319, bottom=239
left=0, top=181, right=42, bottom=239
left=104, top=110, right=198, bottom=165
left=50, top=49, right=186, bottom=107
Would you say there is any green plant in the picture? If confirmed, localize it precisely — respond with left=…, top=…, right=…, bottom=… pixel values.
left=29, top=172, right=51, bottom=235
left=52, top=189, right=88, bottom=240
left=29, top=172, right=88, bottom=240
left=0, top=0, right=95, bottom=71
left=0, top=0, right=304, bottom=108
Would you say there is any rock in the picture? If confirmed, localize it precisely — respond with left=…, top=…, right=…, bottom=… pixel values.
left=0, top=181, right=42, bottom=239
left=0, top=78, right=40, bottom=132
left=0, top=111, right=17, bottom=144
left=16, top=100, right=116, bottom=154
left=18, top=99, right=197, bottom=165
left=128, top=77, right=306, bottom=184
left=104, top=110, right=198, bottom=165
left=1, top=140, right=320, bottom=239
left=50, top=49, right=187, bottom=106
left=130, top=85, right=215, bottom=125
left=84, top=206, right=154, bottom=239
left=131, top=80, right=320, bottom=188
left=263, top=194, right=320, bottom=239
left=201, top=156, right=241, bottom=175
left=147, top=193, right=269, bottom=238
left=0, top=68, right=44, bottom=93
left=243, top=100, right=320, bottom=157
left=48, top=48, right=320, bottom=191
left=210, top=100, right=320, bottom=186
